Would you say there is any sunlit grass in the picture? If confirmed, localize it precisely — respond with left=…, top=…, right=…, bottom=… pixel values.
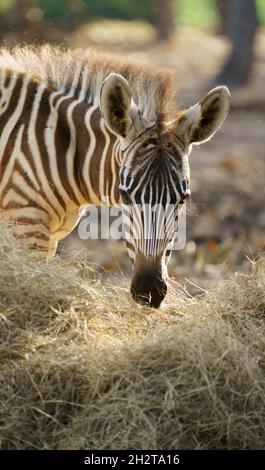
left=0, top=223, right=265, bottom=449
left=79, top=19, right=156, bottom=45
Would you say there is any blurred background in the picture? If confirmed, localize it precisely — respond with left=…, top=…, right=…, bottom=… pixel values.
left=1, top=0, right=264, bottom=291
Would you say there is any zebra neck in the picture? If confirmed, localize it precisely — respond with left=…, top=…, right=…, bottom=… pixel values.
left=76, top=103, right=122, bottom=207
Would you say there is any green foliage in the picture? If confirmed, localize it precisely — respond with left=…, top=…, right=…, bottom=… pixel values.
left=1, top=0, right=265, bottom=26
left=35, top=0, right=218, bottom=26
left=257, top=0, right=265, bottom=24
left=83, top=0, right=154, bottom=21
left=37, top=0, right=70, bottom=20
left=36, top=0, right=154, bottom=22
left=176, top=0, right=265, bottom=27
left=175, top=0, right=218, bottom=27
left=0, top=0, right=15, bottom=13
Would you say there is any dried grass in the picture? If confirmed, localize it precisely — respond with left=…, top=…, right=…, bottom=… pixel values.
left=0, top=224, right=264, bottom=449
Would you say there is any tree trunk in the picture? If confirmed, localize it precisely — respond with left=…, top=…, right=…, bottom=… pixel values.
left=216, top=0, right=257, bottom=86
left=215, top=0, right=230, bottom=35
left=154, top=0, right=175, bottom=41
left=65, top=0, right=88, bottom=28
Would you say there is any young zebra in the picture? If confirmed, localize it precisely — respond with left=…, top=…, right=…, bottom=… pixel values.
left=0, top=46, right=230, bottom=307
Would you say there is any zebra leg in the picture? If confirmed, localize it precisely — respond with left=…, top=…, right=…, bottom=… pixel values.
left=47, top=239, right=58, bottom=258
left=1, top=208, right=52, bottom=257
left=13, top=222, right=51, bottom=255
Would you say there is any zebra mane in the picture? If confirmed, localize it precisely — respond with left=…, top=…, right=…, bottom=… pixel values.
left=0, top=45, right=177, bottom=124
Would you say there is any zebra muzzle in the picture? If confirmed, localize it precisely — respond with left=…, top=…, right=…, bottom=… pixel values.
left=130, top=268, right=167, bottom=308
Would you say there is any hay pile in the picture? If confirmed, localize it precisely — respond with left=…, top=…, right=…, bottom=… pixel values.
left=0, top=225, right=265, bottom=450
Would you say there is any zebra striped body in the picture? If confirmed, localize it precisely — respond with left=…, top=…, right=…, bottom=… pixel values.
left=0, top=68, right=122, bottom=256
left=0, top=46, right=230, bottom=306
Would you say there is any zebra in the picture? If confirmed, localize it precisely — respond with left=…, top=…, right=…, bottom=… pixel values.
left=0, top=46, right=230, bottom=307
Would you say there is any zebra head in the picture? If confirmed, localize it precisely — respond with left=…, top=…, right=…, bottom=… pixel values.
left=100, top=73, right=230, bottom=307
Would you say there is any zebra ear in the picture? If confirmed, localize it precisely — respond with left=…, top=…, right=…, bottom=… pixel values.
left=100, top=73, right=133, bottom=138
left=176, top=86, right=231, bottom=145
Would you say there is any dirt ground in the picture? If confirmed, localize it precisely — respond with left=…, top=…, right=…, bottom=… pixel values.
left=57, top=25, right=265, bottom=291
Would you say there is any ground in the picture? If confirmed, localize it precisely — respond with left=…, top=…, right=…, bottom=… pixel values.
left=1, top=227, right=265, bottom=450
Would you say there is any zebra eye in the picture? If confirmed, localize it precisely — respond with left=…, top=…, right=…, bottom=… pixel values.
left=142, top=141, right=149, bottom=148
left=142, top=138, right=157, bottom=149
left=165, top=142, right=174, bottom=151
left=119, top=189, right=131, bottom=205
